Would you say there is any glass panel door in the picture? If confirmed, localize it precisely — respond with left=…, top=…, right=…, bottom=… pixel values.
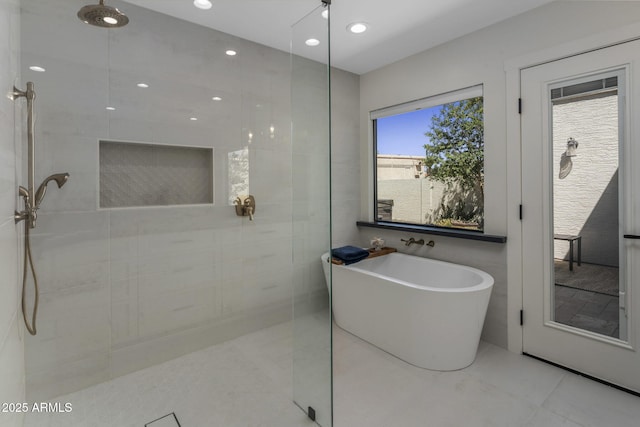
left=550, top=72, right=625, bottom=340
left=521, top=39, right=640, bottom=392
left=291, top=3, right=332, bottom=426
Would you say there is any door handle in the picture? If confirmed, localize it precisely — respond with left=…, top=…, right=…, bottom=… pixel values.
left=623, top=235, right=640, bottom=239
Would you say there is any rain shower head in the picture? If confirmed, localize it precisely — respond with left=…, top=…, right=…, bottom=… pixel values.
left=77, top=0, right=129, bottom=28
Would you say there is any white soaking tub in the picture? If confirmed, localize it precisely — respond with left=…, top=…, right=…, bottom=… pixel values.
left=322, top=251, right=493, bottom=371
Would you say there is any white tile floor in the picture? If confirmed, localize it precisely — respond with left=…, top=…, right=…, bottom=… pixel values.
left=334, top=326, right=640, bottom=427
left=23, top=322, right=314, bottom=427
left=22, top=319, right=640, bottom=427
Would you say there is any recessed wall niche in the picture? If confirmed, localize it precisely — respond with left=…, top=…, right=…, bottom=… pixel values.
left=99, top=140, right=214, bottom=208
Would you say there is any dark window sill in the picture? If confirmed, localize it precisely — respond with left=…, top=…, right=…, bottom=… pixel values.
left=357, top=221, right=507, bottom=243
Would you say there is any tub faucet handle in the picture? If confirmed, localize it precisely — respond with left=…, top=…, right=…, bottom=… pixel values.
left=401, top=237, right=432, bottom=247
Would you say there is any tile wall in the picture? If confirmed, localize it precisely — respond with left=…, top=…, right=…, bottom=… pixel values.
left=0, top=0, right=25, bottom=426
left=20, top=0, right=360, bottom=401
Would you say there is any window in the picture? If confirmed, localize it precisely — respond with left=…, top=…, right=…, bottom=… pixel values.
left=372, top=85, right=484, bottom=231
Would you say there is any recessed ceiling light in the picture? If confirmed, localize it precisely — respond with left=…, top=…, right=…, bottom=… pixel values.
left=212, top=96, right=222, bottom=101
left=29, top=66, right=45, bottom=72
left=347, top=22, right=368, bottom=34
left=321, top=9, right=328, bottom=19
left=225, top=50, right=237, bottom=56
left=305, top=38, right=320, bottom=47
left=106, top=106, right=116, bottom=111
left=103, top=16, right=118, bottom=25
left=193, top=0, right=212, bottom=10
left=190, top=117, right=198, bottom=121
left=137, top=83, right=149, bottom=88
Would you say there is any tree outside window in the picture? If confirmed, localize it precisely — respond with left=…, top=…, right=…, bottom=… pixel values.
left=374, top=86, right=484, bottom=231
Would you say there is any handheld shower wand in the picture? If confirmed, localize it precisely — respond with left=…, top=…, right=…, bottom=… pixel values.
left=34, top=173, right=70, bottom=207
left=12, top=81, right=70, bottom=335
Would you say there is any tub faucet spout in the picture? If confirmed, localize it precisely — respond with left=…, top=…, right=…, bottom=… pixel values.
left=401, top=237, right=425, bottom=246
left=400, top=237, right=433, bottom=247
left=401, top=237, right=414, bottom=246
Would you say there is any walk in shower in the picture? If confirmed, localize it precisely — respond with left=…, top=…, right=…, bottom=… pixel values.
left=2, top=0, right=333, bottom=425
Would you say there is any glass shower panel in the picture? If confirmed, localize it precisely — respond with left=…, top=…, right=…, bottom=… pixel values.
left=291, top=3, right=332, bottom=426
left=19, top=0, right=334, bottom=425
left=21, top=0, right=319, bottom=412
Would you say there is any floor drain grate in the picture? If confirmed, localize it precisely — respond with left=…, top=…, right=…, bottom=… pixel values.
left=145, top=412, right=181, bottom=427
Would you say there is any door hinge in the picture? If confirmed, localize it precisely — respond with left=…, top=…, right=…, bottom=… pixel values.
left=520, top=309, right=524, bottom=326
left=519, top=204, right=523, bottom=220
left=518, top=98, right=522, bottom=114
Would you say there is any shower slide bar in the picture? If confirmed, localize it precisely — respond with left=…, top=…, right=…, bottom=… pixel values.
left=11, top=81, right=70, bottom=335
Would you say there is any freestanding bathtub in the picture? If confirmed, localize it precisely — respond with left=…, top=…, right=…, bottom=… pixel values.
left=321, top=251, right=493, bottom=371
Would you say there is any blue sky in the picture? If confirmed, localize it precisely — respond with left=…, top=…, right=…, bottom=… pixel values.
left=376, top=106, right=441, bottom=156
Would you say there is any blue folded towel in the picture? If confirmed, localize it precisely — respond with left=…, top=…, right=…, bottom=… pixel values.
left=331, top=245, right=369, bottom=265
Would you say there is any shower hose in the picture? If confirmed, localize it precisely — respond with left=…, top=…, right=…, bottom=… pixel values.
left=21, top=221, right=39, bottom=335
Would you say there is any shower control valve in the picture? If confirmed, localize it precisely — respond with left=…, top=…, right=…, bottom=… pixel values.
left=234, top=195, right=256, bottom=221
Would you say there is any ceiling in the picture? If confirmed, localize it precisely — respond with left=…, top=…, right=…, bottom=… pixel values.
left=124, top=0, right=555, bottom=75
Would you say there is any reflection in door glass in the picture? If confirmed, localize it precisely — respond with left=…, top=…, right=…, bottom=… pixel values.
left=228, top=147, right=249, bottom=204
left=551, top=74, right=621, bottom=339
